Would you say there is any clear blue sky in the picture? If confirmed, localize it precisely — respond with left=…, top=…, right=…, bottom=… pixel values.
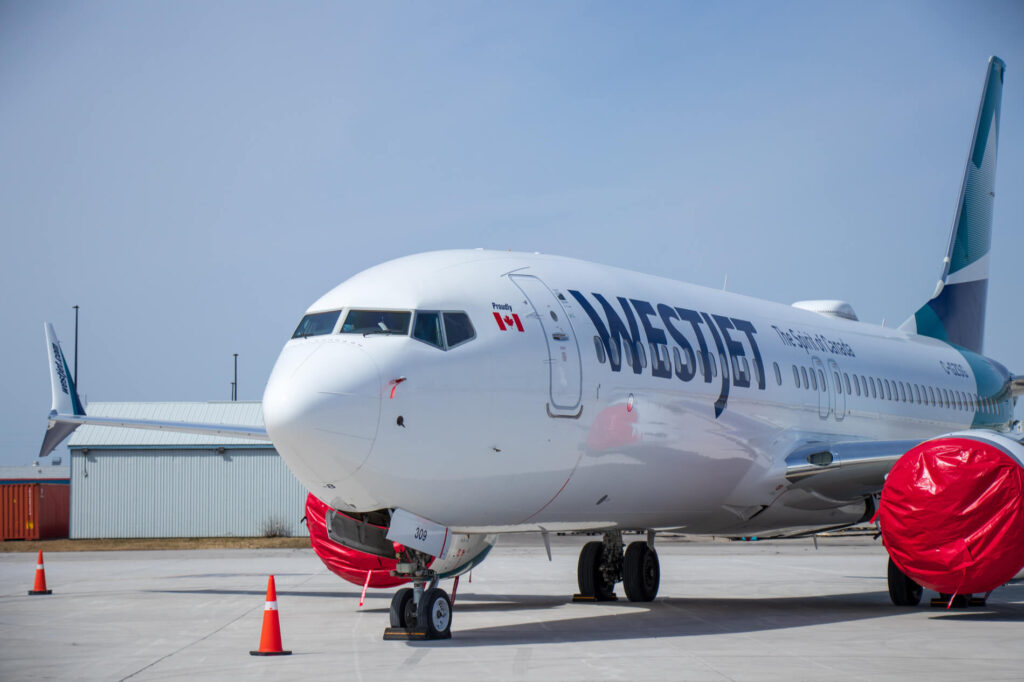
left=1, top=2, right=1022, bottom=466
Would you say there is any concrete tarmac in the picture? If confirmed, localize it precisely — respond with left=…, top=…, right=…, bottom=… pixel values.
left=1, top=534, right=1023, bottom=681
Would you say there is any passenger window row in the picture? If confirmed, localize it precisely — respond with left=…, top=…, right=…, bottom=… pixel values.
left=789, top=364, right=1000, bottom=414
left=585, top=336, right=1004, bottom=416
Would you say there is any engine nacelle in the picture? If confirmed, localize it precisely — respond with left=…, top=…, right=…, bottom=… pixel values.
left=878, top=431, right=1024, bottom=595
left=305, top=494, right=497, bottom=588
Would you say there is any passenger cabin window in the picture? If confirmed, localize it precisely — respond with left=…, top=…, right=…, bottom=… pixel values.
left=809, top=368, right=817, bottom=391
left=800, top=366, right=809, bottom=389
left=413, top=312, right=443, bottom=349
left=594, top=336, right=607, bottom=364
left=443, top=312, right=475, bottom=348
left=292, top=310, right=341, bottom=338
left=792, top=365, right=800, bottom=387
left=341, top=310, right=411, bottom=335
left=774, top=362, right=782, bottom=386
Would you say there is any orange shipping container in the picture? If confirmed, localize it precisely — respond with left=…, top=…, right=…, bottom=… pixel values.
left=0, top=483, right=70, bottom=540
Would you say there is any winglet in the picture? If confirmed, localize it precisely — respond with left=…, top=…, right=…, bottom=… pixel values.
left=900, top=56, right=1005, bottom=353
left=39, top=323, right=86, bottom=457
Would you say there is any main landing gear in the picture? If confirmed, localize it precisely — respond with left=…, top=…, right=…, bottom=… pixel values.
left=384, top=550, right=452, bottom=641
left=574, top=530, right=660, bottom=603
left=886, top=557, right=988, bottom=608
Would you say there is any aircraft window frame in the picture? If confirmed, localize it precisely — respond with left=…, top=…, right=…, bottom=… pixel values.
left=898, top=382, right=907, bottom=402
left=624, top=341, right=634, bottom=368
left=860, top=375, right=868, bottom=397
left=843, top=373, right=851, bottom=395
left=340, top=309, right=412, bottom=336
left=594, top=336, right=607, bottom=364
left=292, top=310, right=342, bottom=339
left=927, top=386, right=935, bottom=406
left=834, top=371, right=843, bottom=394
left=792, top=365, right=800, bottom=387
left=684, top=346, right=696, bottom=377
left=808, top=368, right=817, bottom=391
left=817, top=369, right=826, bottom=393
left=800, top=366, right=809, bottom=389
left=609, top=338, right=621, bottom=367
left=853, top=374, right=861, bottom=397
left=412, top=311, right=444, bottom=349
left=869, top=377, right=876, bottom=399
left=883, top=379, right=891, bottom=401
left=709, top=351, right=718, bottom=378
left=774, top=362, right=782, bottom=386
left=913, top=384, right=921, bottom=404
left=736, top=356, right=749, bottom=385
left=636, top=341, right=648, bottom=368
left=442, top=312, right=476, bottom=349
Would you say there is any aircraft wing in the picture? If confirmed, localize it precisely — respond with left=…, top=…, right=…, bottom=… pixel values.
left=39, top=322, right=270, bottom=457
left=783, top=439, right=924, bottom=503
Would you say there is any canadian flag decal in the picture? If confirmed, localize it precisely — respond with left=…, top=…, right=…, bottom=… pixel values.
left=493, top=312, right=525, bottom=332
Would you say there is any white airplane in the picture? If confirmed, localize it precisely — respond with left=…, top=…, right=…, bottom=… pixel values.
left=41, top=56, right=1024, bottom=639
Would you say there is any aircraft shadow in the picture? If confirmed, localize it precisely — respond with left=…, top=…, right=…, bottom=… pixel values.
left=151, top=589, right=361, bottom=599
left=434, top=587, right=1024, bottom=646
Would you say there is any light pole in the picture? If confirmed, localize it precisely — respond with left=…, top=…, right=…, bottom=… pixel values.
left=72, top=305, right=79, bottom=387
left=232, top=353, right=238, bottom=401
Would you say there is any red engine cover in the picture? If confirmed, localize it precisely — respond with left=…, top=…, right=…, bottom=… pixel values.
left=879, top=436, right=1024, bottom=595
left=305, top=493, right=408, bottom=589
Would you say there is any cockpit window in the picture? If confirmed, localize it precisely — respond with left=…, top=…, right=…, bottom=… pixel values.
left=413, top=312, right=443, bottom=348
left=443, top=312, right=475, bottom=348
left=340, top=310, right=411, bottom=335
left=292, top=310, right=341, bottom=338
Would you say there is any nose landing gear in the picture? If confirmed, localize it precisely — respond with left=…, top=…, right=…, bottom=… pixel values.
left=383, top=551, right=452, bottom=640
left=573, top=530, right=660, bottom=603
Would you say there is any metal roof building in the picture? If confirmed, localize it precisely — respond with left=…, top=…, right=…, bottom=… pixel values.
left=66, top=402, right=309, bottom=539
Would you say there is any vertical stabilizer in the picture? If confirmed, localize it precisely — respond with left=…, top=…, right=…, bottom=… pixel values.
left=39, top=322, right=85, bottom=457
left=900, top=56, right=1004, bottom=353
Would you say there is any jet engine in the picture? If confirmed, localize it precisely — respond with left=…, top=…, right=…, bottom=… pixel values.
left=878, top=431, right=1024, bottom=597
left=305, top=494, right=497, bottom=589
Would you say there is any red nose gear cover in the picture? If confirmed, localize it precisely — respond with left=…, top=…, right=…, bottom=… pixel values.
left=305, top=494, right=408, bottom=589
left=879, top=438, right=1024, bottom=595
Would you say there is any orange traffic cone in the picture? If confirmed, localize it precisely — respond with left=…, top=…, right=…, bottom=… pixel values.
left=28, top=550, right=51, bottom=595
left=250, top=575, right=291, bottom=656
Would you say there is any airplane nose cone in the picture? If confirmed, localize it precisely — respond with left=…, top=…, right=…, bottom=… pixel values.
left=263, top=341, right=382, bottom=497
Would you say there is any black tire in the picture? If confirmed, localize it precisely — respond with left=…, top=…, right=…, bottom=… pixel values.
left=417, top=587, right=452, bottom=639
left=623, top=542, right=660, bottom=602
left=887, top=557, right=922, bottom=606
left=389, top=587, right=414, bottom=628
left=577, top=541, right=616, bottom=600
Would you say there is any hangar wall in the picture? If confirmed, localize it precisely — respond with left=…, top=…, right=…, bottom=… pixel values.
left=67, top=402, right=309, bottom=539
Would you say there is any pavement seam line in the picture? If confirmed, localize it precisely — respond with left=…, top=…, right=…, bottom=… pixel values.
left=119, top=603, right=261, bottom=681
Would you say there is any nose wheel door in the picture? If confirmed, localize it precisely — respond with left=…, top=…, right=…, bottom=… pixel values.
left=509, top=274, right=583, bottom=416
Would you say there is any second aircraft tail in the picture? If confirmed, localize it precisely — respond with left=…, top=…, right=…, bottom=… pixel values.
left=900, top=56, right=1005, bottom=354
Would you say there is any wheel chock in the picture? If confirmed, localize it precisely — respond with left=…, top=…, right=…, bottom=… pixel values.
left=930, top=594, right=984, bottom=608
left=572, top=593, right=618, bottom=603
left=383, top=627, right=450, bottom=641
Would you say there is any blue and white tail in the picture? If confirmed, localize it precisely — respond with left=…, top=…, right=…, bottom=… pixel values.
left=900, top=56, right=1005, bottom=354
left=39, top=322, right=86, bottom=457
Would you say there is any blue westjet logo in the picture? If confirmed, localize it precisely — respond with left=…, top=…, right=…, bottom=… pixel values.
left=52, top=342, right=69, bottom=395
left=569, top=290, right=764, bottom=418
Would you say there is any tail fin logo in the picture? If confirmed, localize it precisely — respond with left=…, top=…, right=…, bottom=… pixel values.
left=51, top=343, right=69, bottom=395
